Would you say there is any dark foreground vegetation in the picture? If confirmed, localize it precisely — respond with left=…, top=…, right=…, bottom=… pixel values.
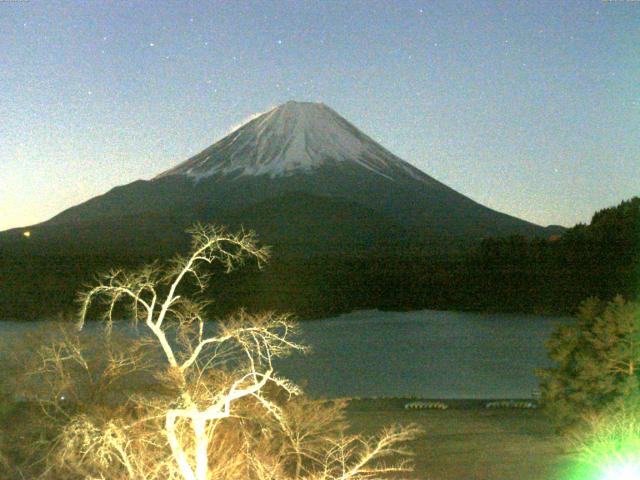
left=540, top=297, right=640, bottom=431
left=537, top=296, right=640, bottom=479
left=1, top=196, right=637, bottom=321
left=0, top=396, right=571, bottom=480
left=0, top=226, right=420, bottom=479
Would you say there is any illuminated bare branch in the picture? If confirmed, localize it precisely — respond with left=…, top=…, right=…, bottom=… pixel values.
left=13, top=225, right=419, bottom=480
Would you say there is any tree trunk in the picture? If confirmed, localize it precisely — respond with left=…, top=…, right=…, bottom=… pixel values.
left=193, top=417, right=209, bottom=480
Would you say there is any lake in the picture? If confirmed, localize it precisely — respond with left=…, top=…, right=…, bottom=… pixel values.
left=0, top=309, right=570, bottom=400
left=274, top=309, right=570, bottom=399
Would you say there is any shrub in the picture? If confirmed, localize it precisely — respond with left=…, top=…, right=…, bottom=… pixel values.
left=538, top=296, right=640, bottom=432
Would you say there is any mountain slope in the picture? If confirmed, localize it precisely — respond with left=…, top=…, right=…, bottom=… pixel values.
left=42, top=101, right=552, bottom=243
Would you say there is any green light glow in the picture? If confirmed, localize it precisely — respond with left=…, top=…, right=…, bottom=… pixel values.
left=562, top=409, right=640, bottom=480
left=603, top=463, right=640, bottom=480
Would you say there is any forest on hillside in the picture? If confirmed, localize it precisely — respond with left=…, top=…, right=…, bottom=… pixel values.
left=209, top=197, right=640, bottom=318
left=1, top=197, right=638, bottom=321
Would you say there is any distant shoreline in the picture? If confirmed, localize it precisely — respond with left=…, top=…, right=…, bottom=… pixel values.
left=0, top=306, right=573, bottom=323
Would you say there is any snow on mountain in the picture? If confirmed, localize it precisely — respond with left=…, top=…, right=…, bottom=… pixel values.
left=2, top=97, right=556, bottom=277
left=157, top=101, right=431, bottom=183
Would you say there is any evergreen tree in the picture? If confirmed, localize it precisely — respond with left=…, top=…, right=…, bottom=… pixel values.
left=538, top=296, right=640, bottom=431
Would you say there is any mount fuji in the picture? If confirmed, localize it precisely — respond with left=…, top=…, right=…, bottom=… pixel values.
left=19, top=100, right=556, bottom=253
left=1, top=100, right=564, bottom=318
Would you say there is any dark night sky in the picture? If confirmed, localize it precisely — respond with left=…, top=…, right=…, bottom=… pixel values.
left=1, top=0, right=638, bottom=231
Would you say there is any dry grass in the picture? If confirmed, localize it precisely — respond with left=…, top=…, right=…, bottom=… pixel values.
left=345, top=401, right=574, bottom=480
left=0, top=397, right=576, bottom=480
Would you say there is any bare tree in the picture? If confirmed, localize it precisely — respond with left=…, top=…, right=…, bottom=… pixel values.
left=11, top=224, right=419, bottom=479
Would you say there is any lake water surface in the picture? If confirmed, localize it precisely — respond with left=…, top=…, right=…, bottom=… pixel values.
left=0, top=310, right=570, bottom=399
left=274, top=309, right=570, bottom=399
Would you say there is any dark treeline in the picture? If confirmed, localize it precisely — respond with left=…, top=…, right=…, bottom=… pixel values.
left=1, top=197, right=638, bottom=321
left=461, top=196, right=639, bottom=314
left=201, top=197, right=640, bottom=319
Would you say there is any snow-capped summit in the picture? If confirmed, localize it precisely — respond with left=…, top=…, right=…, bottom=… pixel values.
left=157, top=101, right=429, bottom=182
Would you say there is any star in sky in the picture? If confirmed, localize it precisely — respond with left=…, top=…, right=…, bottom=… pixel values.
left=0, top=1, right=637, bottom=231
